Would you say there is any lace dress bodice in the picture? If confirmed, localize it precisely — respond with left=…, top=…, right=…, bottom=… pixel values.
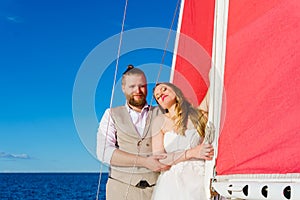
left=163, top=129, right=201, bottom=153
left=152, top=128, right=206, bottom=200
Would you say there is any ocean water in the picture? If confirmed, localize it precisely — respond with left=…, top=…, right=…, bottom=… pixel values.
left=0, top=173, right=108, bottom=200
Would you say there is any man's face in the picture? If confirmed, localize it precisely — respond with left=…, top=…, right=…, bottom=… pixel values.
left=122, top=74, right=147, bottom=107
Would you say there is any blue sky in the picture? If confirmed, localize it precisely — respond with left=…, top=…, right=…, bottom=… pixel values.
left=0, top=0, right=178, bottom=172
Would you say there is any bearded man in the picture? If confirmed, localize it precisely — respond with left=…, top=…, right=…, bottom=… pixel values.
left=97, top=65, right=169, bottom=200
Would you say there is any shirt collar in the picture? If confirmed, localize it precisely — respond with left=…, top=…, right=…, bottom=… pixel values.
left=125, top=102, right=150, bottom=113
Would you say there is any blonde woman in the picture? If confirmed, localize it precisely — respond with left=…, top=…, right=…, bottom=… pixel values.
left=151, top=82, right=214, bottom=200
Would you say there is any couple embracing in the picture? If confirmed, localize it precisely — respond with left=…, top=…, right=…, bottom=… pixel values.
left=97, top=65, right=214, bottom=200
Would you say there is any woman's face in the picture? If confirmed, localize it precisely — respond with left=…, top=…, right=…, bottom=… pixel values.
left=154, top=84, right=177, bottom=109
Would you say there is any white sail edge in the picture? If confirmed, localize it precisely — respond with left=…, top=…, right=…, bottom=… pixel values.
left=169, top=0, right=184, bottom=83
left=204, top=0, right=229, bottom=199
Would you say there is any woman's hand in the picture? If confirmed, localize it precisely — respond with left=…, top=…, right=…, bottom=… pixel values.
left=186, top=141, right=214, bottom=160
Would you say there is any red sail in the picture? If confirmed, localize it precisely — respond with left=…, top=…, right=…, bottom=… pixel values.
left=173, top=0, right=300, bottom=175
left=171, top=0, right=215, bottom=106
left=216, top=0, right=300, bottom=175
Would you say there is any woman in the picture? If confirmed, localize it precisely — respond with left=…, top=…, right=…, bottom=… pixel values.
left=151, top=82, right=214, bottom=200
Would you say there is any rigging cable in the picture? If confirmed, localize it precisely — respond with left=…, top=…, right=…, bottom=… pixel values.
left=95, top=0, right=129, bottom=199
left=123, top=1, right=182, bottom=199
left=154, top=0, right=181, bottom=88
left=96, top=0, right=181, bottom=199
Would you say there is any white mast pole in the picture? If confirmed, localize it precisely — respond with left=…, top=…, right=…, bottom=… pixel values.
left=204, top=0, right=229, bottom=199
left=170, top=0, right=185, bottom=83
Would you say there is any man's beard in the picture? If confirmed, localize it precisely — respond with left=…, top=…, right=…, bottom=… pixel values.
left=127, top=94, right=146, bottom=107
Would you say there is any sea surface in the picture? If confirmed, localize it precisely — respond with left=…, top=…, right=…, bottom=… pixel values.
left=0, top=173, right=108, bottom=200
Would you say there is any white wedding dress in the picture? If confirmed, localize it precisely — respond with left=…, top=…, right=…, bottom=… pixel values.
left=151, top=129, right=206, bottom=200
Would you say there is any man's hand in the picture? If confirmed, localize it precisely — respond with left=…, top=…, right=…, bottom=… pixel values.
left=141, top=155, right=170, bottom=172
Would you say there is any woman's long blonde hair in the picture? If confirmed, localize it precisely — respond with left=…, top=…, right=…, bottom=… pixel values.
left=154, top=82, right=207, bottom=137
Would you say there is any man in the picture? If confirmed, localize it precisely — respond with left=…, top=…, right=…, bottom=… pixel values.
left=97, top=65, right=168, bottom=200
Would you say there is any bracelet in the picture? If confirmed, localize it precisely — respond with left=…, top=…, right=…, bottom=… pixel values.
left=171, top=152, right=175, bottom=163
left=184, top=150, right=188, bottom=160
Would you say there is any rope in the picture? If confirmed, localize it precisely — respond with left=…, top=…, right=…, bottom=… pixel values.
left=96, top=0, right=129, bottom=199
left=154, top=0, right=181, bottom=86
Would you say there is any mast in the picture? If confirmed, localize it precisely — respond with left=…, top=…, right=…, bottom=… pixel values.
left=205, top=0, right=229, bottom=198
